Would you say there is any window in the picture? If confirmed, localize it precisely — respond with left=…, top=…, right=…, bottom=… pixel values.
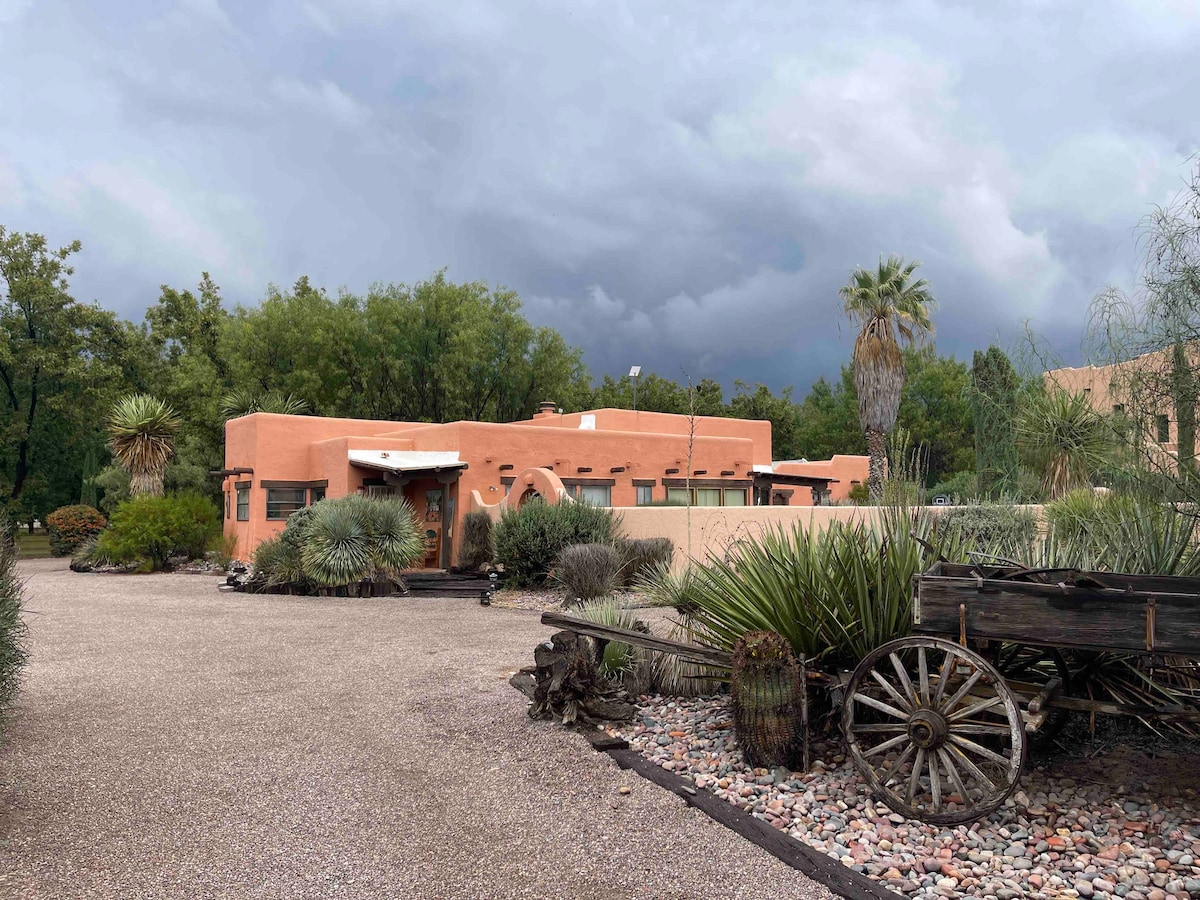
left=577, top=484, right=611, bottom=507
left=309, top=487, right=326, bottom=504
left=236, top=487, right=249, bottom=521
left=667, top=486, right=748, bottom=506
left=635, top=484, right=654, bottom=506
left=266, top=488, right=306, bottom=520
left=1157, top=414, right=1171, bottom=444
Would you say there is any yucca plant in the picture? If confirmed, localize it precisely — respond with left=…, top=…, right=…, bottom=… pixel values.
left=106, top=394, right=182, bottom=497
left=220, top=389, right=310, bottom=419
left=301, top=499, right=373, bottom=588
left=575, top=599, right=652, bottom=691
left=1016, top=388, right=1114, bottom=500
left=840, top=255, right=937, bottom=503
left=365, top=496, right=424, bottom=574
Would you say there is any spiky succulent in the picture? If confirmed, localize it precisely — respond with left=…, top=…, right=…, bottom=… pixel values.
left=106, top=394, right=182, bottom=497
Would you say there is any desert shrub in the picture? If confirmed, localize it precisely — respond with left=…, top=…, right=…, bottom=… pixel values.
left=458, top=511, right=494, bottom=570
left=846, top=482, right=868, bottom=504
left=553, top=543, right=625, bottom=603
left=93, top=492, right=221, bottom=571
left=929, top=470, right=978, bottom=502
left=493, top=498, right=618, bottom=587
left=45, top=505, right=107, bottom=556
left=0, top=514, right=28, bottom=713
left=574, top=599, right=652, bottom=691
left=935, top=503, right=1037, bottom=557
left=615, top=537, right=673, bottom=587
left=69, top=536, right=123, bottom=572
left=259, top=494, right=423, bottom=590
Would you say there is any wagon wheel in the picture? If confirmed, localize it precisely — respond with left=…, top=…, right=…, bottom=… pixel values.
left=842, top=637, right=1026, bottom=825
left=989, top=643, right=1071, bottom=751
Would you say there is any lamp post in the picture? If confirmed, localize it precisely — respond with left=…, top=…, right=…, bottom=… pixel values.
left=629, top=365, right=642, bottom=412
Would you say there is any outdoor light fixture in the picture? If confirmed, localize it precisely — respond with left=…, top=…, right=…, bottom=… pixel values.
left=629, top=365, right=642, bottom=411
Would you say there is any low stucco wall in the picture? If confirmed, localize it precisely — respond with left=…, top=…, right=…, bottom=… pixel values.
left=615, top=505, right=887, bottom=569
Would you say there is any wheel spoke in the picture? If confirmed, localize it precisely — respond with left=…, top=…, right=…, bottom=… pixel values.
left=929, top=750, right=942, bottom=812
left=863, top=733, right=910, bottom=758
left=889, top=652, right=919, bottom=707
left=851, top=723, right=908, bottom=733
left=852, top=691, right=908, bottom=720
left=882, top=743, right=917, bottom=789
left=946, top=742, right=997, bottom=794
left=870, top=669, right=914, bottom=713
left=948, top=695, right=1003, bottom=722
left=907, top=747, right=926, bottom=804
left=947, top=723, right=1012, bottom=736
left=932, top=648, right=954, bottom=707
left=943, top=667, right=983, bottom=714
left=918, top=646, right=930, bottom=707
left=950, top=734, right=1012, bottom=767
left=937, top=747, right=970, bottom=804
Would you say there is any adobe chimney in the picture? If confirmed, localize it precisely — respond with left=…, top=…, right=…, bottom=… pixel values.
left=535, top=400, right=557, bottom=418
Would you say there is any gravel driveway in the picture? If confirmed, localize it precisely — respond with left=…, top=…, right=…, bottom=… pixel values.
left=0, top=560, right=831, bottom=900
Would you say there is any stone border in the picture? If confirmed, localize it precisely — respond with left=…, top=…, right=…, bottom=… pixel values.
left=584, top=732, right=899, bottom=900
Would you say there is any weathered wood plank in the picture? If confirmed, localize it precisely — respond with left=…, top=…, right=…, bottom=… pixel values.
left=915, top=576, right=1200, bottom=655
left=540, top=611, right=733, bottom=668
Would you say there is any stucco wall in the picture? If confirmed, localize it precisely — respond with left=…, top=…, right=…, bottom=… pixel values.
left=615, top=504, right=886, bottom=569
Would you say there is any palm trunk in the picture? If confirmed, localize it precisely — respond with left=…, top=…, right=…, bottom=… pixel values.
left=130, top=469, right=165, bottom=497
left=866, top=429, right=887, bottom=504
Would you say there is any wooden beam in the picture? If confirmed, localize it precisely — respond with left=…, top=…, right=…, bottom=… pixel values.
left=540, top=611, right=732, bottom=669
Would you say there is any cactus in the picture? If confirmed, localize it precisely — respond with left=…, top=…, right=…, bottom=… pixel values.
left=731, top=630, right=805, bottom=770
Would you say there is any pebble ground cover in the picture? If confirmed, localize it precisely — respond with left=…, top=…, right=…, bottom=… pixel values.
left=614, top=696, right=1200, bottom=900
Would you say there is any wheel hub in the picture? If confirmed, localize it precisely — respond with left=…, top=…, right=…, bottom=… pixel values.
left=908, top=708, right=948, bottom=750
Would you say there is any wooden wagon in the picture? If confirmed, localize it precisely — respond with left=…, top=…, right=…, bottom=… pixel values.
left=841, top=561, right=1200, bottom=824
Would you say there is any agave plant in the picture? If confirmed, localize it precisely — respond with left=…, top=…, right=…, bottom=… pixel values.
left=106, top=394, right=182, bottom=497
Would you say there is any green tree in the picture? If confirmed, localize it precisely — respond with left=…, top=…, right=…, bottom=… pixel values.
left=839, top=255, right=937, bottom=502
left=793, top=368, right=865, bottom=461
left=729, top=382, right=802, bottom=459
left=0, top=229, right=126, bottom=519
left=971, top=346, right=1019, bottom=497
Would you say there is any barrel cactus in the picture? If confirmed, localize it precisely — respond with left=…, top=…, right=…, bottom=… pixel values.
left=730, top=630, right=805, bottom=770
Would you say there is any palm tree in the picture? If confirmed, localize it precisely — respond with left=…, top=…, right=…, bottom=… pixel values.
left=220, top=389, right=310, bottom=420
left=106, top=394, right=182, bottom=497
left=840, top=255, right=937, bottom=503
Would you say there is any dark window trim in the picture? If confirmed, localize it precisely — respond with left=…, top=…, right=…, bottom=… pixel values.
left=662, top=478, right=753, bottom=489
left=559, top=477, right=617, bottom=487
left=501, top=477, right=516, bottom=486
left=631, top=478, right=657, bottom=486
left=234, top=480, right=252, bottom=489
left=261, top=479, right=329, bottom=489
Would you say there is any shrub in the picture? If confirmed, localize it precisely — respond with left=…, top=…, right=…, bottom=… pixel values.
left=553, top=543, right=625, bottom=603
left=45, top=505, right=107, bottom=556
left=493, top=498, right=618, bottom=587
left=69, top=536, right=122, bottom=572
left=935, top=503, right=1037, bottom=557
left=616, top=537, right=673, bottom=587
left=254, top=495, right=423, bottom=590
left=93, top=492, right=221, bottom=571
left=929, top=470, right=978, bottom=502
left=0, top=515, right=28, bottom=715
left=574, top=599, right=652, bottom=690
left=458, top=511, right=494, bottom=570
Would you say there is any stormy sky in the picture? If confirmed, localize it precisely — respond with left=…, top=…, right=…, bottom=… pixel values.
left=2, top=0, right=1198, bottom=392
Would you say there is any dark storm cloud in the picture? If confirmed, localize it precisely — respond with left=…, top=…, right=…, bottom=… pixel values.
left=1, top=0, right=1197, bottom=390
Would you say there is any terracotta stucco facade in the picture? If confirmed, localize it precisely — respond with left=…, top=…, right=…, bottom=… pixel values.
left=221, top=404, right=869, bottom=564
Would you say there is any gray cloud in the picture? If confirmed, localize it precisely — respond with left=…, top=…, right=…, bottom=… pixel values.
left=1, top=0, right=1197, bottom=391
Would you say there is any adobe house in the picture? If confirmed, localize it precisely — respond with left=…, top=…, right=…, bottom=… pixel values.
left=219, top=402, right=868, bottom=565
